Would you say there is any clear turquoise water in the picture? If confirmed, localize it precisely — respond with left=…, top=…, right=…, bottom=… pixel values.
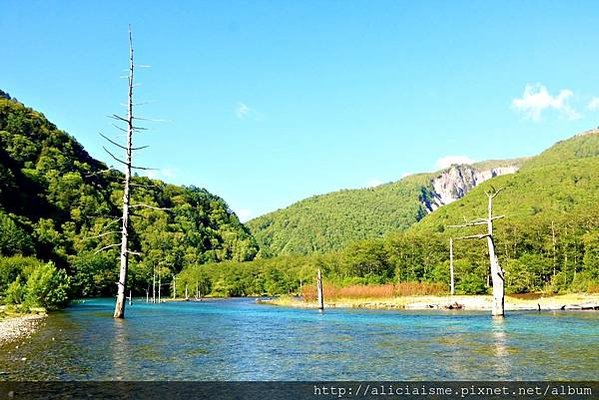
left=1, top=298, right=598, bottom=380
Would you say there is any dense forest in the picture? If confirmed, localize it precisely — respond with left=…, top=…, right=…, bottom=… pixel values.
left=247, top=159, right=526, bottom=257
left=1, top=89, right=599, bottom=309
left=0, top=90, right=257, bottom=309
left=178, top=130, right=599, bottom=297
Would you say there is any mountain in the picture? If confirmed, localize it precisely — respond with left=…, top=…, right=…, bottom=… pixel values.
left=247, top=159, right=525, bottom=257
left=411, top=129, right=599, bottom=236
left=189, top=128, right=599, bottom=297
left=0, top=91, right=258, bottom=297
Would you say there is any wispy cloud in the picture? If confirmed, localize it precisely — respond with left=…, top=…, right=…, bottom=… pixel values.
left=366, top=179, right=383, bottom=188
left=435, top=155, right=475, bottom=170
left=512, top=83, right=580, bottom=121
left=235, top=102, right=252, bottom=119
left=236, top=208, right=253, bottom=222
left=587, top=97, right=599, bottom=111
left=235, top=101, right=264, bottom=121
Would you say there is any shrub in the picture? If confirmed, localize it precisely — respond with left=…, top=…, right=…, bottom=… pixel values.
left=4, top=276, right=25, bottom=305
left=23, top=261, right=71, bottom=309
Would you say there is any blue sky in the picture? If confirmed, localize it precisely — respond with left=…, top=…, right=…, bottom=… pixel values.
left=2, top=1, right=599, bottom=221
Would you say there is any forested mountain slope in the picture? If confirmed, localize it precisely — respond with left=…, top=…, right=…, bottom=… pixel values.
left=181, top=128, right=599, bottom=297
left=0, top=90, right=257, bottom=297
left=247, top=159, right=524, bottom=257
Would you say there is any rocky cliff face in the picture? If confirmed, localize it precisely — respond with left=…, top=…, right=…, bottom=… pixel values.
left=420, top=164, right=519, bottom=213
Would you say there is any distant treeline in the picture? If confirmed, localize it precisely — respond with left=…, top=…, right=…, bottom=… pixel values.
left=177, top=209, right=599, bottom=298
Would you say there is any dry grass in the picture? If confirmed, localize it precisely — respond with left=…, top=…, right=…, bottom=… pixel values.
left=301, top=282, right=445, bottom=301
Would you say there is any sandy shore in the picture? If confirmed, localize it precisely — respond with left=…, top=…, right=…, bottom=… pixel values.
left=0, top=313, right=46, bottom=347
left=262, top=293, right=599, bottom=311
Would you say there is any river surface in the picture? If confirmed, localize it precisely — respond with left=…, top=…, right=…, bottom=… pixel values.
left=1, top=298, right=598, bottom=380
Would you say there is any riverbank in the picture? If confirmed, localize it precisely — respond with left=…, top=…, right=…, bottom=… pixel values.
left=0, top=308, right=47, bottom=346
left=262, top=293, right=599, bottom=311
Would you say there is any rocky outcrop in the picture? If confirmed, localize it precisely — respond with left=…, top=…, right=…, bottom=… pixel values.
left=420, top=164, right=519, bottom=213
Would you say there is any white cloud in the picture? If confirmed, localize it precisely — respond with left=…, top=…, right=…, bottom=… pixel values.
left=435, top=155, right=475, bottom=170
left=236, top=208, right=253, bottom=222
left=366, top=179, right=383, bottom=188
left=234, top=101, right=264, bottom=121
left=587, top=97, right=599, bottom=111
left=512, top=83, right=580, bottom=121
left=235, top=102, right=252, bottom=119
left=401, top=172, right=412, bottom=178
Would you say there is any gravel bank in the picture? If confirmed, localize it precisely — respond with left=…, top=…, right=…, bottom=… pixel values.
left=0, top=314, right=46, bottom=346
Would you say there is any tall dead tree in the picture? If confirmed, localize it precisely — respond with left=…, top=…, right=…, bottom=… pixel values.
left=98, top=26, right=154, bottom=318
left=112, top=27, right=136, bottom=318
left=449, top=238, right=455, bottom=296
left=450, top=187, right=505, bottom=317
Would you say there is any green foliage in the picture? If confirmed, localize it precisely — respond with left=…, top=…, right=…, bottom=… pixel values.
left=247, top=160, right=525, bottom=258
left=5, top=276, right=25, bottom=305
left=0, top=211, right=33, bottom=255
left=207, top=130, right=599, bottom=296
left=247, top=174, right=432, bottom=257
left=1, top=257, right=70, bottom=309
left=0, top=94, right=258, bottom=301
left=0, top=256, right=43, bottom=294
left=23, top=262, right=71, bottom=309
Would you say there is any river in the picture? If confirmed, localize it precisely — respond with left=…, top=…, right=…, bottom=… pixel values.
left=1, top=298, right=597, bottom=380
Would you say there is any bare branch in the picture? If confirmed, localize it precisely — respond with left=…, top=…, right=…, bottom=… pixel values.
left=109, top=114, right=129, bottom=122
left=103, top=217, right=123, bottom=230
left=135, top=116, right=167, bottom=122
left=132, top=144, right=150, bottom=151
left=486, top=186, right=505, bottom=199
left=94, top=242, right=122, bottom=254
left=127, top=250, right=142, bottom=256
left=100, top=132, right=127, bottom=151
left=131, top=165, right=157, bottom=171
left=112, top=123, right=127, bottom=133
left=103, top=146, right=127, bottom=165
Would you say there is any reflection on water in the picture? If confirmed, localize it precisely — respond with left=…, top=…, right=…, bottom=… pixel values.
left=1, top=298, right=598, bottom=380
left=112, top=320, right=129, bottom=381
left=491, top=316, right=510, bottom=378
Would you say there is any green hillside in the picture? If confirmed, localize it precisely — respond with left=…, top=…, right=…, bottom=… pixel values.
left=181, top=129, right=599, bottom=297
left=0, top=91, right=257, bottom=303
left=518, top=128, right=599, bottom=171
left=247, top=160, right=524, bottom=257
left=247, top=173, right=432, bottom=256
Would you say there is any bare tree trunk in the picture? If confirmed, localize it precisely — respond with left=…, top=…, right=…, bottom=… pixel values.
left=145, top=287, right=149, bottom=303
left=113, top=27, right=135, bottom=319
left=158, top=275, right=161, bottom=303
left=172, top=276, right=176, bottom=299
left=487, top=193, right=505, bottom=317
left=185, top=284, right=188, bottom=300
left=449, top=238, right=455, bottom=296
left=551, top=221, right=557, bottom=277
left=152, top=268, right=156, bottom=304
left=128, top=290, right=132, bottom=306
left=316, top=269, right=324, bottom=310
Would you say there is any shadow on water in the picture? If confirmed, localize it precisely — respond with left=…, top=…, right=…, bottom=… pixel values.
left=1, top=299, right=598, bottom=380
